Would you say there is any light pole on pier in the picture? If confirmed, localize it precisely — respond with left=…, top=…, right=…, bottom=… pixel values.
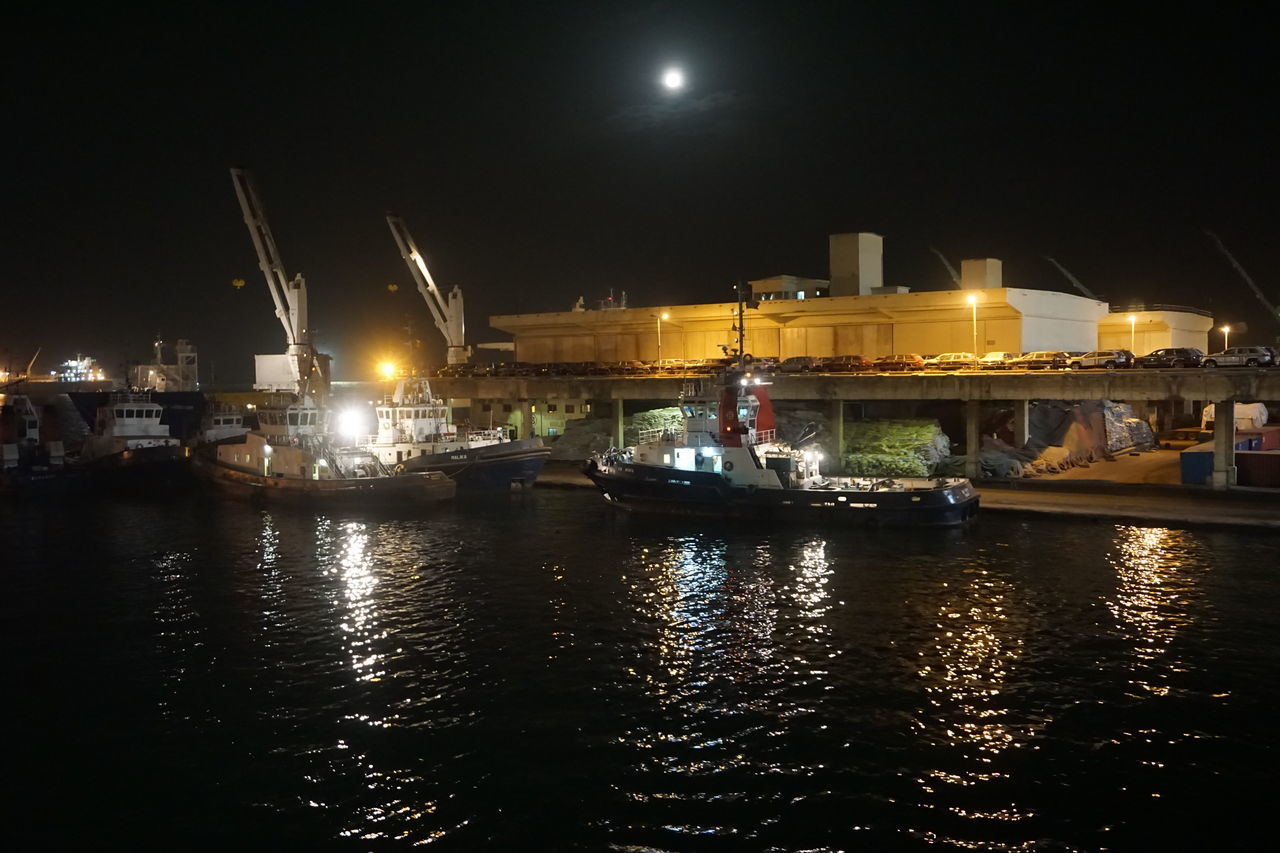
left=966, top=293, right=979, bottom=358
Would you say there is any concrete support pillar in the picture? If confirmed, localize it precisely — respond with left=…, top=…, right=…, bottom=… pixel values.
left=520, top=400, right=534, bottom=441
left=1011, top=399, right=1030, bottom=449
left=828, top=399, right=844, bottom=473
left=965, top=399, right=981, bottom=480
left=1212, top=398, right=1236, bottom=489
left=611, top=400, right=625, bottom=449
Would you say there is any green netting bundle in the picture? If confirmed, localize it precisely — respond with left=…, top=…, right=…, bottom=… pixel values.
left=841, top=419, right=952, bottom=477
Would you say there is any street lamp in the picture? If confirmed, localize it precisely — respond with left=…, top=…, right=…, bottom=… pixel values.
left=656, top=311, right=669, bottom=361
left=1221, top=324, right=1230, bottom=350
left=965, top=293, right=978, bottom=358
left=1128, top=314, right=1137, bottom=352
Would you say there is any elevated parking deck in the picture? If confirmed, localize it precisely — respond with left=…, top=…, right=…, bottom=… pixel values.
left=431, top=368, right=1280, bottom=403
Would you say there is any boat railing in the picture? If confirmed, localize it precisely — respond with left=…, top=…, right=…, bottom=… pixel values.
left=638, top=426, right=682, bottom=444
left=747, top=428, right=777, bottom=445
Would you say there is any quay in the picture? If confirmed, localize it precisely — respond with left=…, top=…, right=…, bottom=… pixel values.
left=434, top=369, right=1280, bottom=491
left=536, top=462, right=1280, bottom=530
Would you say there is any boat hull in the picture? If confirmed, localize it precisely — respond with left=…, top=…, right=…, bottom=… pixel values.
left=76, top=444, right=193, bottom=490
left=195, top=456, right=456, bottom=506
left=396, top=438, right=550, bottom=489
left=584, top=461, right=979, bottom=527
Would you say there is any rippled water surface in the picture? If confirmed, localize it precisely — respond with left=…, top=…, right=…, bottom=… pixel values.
left=5, top=490, right=1279, bottom=850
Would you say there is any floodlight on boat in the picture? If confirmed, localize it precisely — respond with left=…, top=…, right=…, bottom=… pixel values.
left=337, top=409, right=365, bottom=438
left=378, top=361, right=397, bottom=380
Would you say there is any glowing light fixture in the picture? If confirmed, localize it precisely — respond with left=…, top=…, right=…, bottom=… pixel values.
left=337, top=409, right=365, bottom=438
left=1220, top=325, right=1231, bottom=350
left=661, top=67, right=685, bottom=91
left=378, top=361, right=397, bottom=380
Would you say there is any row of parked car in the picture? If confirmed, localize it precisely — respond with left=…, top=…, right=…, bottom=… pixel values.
left=437, top=346, right=1279, bottom=378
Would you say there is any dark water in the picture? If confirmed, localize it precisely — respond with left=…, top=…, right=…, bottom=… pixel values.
left=4, top=490, right=1279, bottom=851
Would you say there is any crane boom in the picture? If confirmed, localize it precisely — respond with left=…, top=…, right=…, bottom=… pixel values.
left=229, top=168, right=326, bottom=400
left=386, top=215, right=471, bottom=365
left=1205, top=230, right=1280, bottom=329
left=1043, top=256, right=1100, bottom=300
left=230, top=168, right=307, bottom=346
left=929, top=247, right=961, bottom=287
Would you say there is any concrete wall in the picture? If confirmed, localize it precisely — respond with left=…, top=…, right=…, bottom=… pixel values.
left=1097, top=310, right=1214, bottom=354
left=1005, top=288, right=1109, bottom=352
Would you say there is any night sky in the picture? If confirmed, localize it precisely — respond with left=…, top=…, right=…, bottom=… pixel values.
left=6, top=2, right=1277, bottom=382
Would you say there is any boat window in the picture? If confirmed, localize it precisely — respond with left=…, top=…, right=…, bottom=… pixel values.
left=288, top=412, right=299, bottom=426
left=115, top=409, right=124, bottom=418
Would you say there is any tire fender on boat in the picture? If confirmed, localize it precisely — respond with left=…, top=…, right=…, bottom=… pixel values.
left=724, top=461, right=734, bottom=472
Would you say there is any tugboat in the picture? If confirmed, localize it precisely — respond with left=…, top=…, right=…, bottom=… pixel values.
left=195, top=395, right=455, bottom=506
left=357, top=376, right=550, bottom=489
left=583, top=368, right=978, bottom=527
left=75, top=391, right=190, bottom=485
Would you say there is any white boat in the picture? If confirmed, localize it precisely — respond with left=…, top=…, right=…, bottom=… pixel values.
left=196, top=395, right=455, bottom=505
left=75, top=392, right=189, bottom=482
left=355, top=377, right=550, bottom=489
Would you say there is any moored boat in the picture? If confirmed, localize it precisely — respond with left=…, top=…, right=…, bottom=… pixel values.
left=584, top=369, right=978, bottom=527
left=74, top=391, right=191, bottom=486
left=356, top=376, right=550, bottom=489
left=195, top=396, right=455, bottom=506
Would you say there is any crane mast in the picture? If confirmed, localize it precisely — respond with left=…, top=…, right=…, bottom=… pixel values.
left=229, top=168, right=327, bottom=400
left=929, top=247, right=961, bottom=288
left=1205, top=230, right=1280, bottom=331
left=1043, top=256, right=1100, bottom=301
left=386, top=215, right=471, bottom=365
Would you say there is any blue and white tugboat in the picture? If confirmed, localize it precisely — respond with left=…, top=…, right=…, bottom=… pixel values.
left=584, top=368, right=978, bottom=527
left=360, top=377, right=550, bottom=489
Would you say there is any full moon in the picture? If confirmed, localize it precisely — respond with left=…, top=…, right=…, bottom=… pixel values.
left=661, top=67, right=685, bottom=91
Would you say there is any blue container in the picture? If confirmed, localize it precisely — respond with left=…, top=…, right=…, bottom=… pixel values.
left=1180, top=442, right=1215, bottom=485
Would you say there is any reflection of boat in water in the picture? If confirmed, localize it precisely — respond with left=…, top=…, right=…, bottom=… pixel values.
left=75, top=392, right=190, bottom=485
left=195, top=396, right=455, bottom=506
left=357, top=377, right=549, bottom=489
left=584, top=368, right=978, bottom=527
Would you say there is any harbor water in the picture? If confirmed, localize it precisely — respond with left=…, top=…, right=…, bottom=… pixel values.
left=5, top=489, right=1278, bottom=850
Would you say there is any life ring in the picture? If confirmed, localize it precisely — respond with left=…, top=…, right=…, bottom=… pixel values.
left=394, top=463, right=405, bottom=473
left=723, top=461, right=734, bottom=472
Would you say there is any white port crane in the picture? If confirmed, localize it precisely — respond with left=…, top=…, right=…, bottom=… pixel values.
left=230, top=168, right=327, bottom=398
left=386, top=215, right=471, bottom=365
left=1043, top=256, right=1100, bottom=301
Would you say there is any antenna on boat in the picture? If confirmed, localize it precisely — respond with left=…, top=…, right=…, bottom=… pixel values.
left=732, top=281, right=756, bottom=369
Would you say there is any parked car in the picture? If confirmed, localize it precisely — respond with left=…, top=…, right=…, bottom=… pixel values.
left=435, top=363, right=474, bottom=377
left=652, top=358, right=689, bottom=374
left=1135, top=347, right=1205, bottom=368
left=779, top=356, right=821, bottom=373
left=923, top=352, right=977, bottom=370
left=1067, top=349, right=1134, bottom=369
left=1009, top=351, right=1070, bottom=370
left=1201, top=346, right=1276, bottom=368
left=818, top=354, right=874, bottom=373
left=873, top=353, right=926, bottom=371
left=977, top=351, right=1019, bottom=370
